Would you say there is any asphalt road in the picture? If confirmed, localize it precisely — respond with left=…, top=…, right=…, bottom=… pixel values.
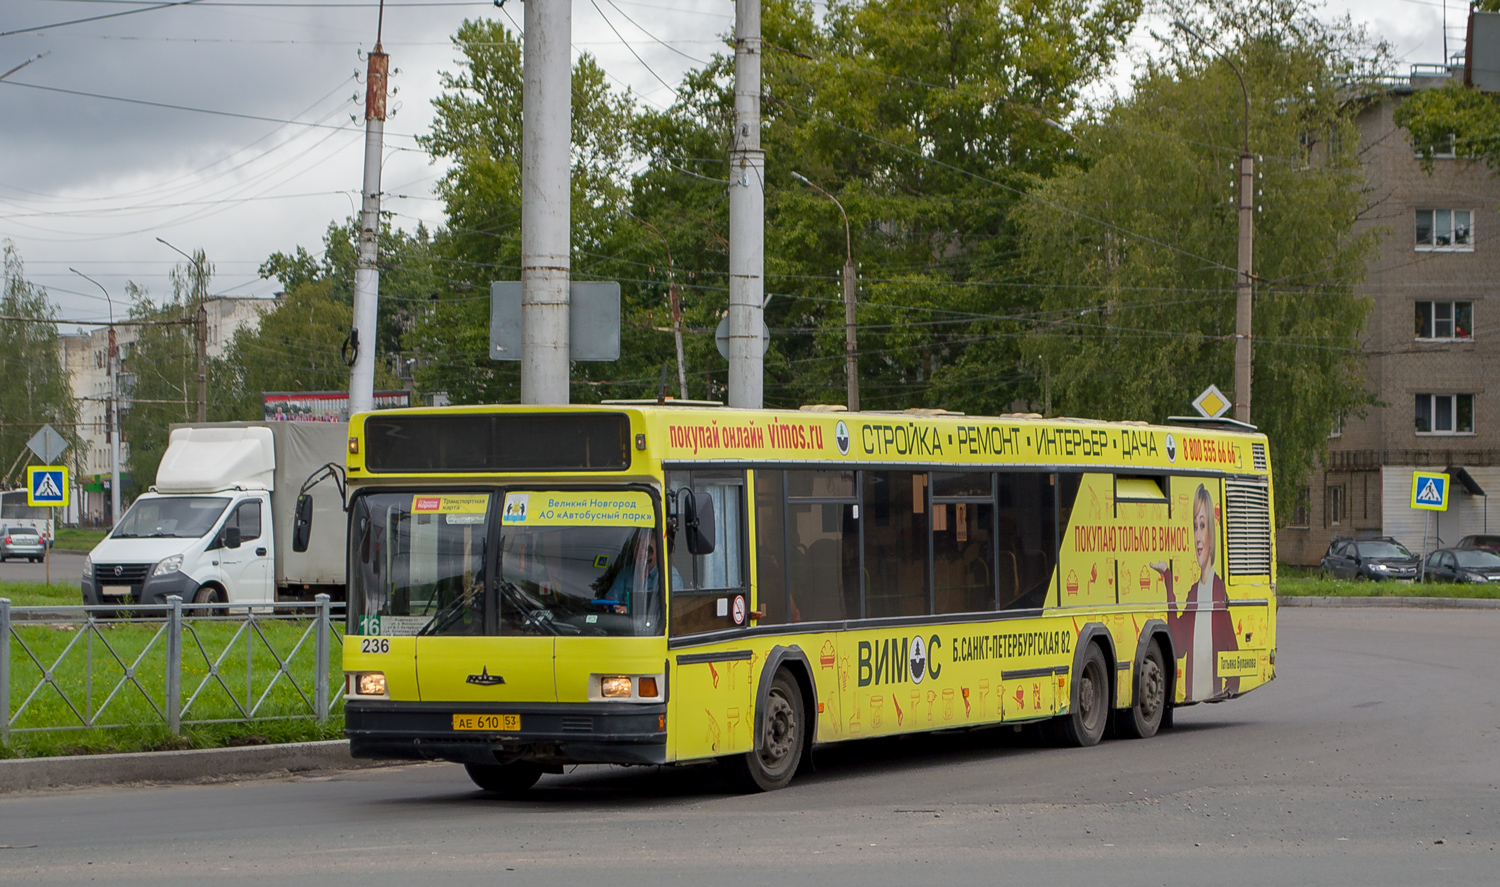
left=0, top=551, right=85, bottom=588
left=1, top=608, right=1497, bottom=885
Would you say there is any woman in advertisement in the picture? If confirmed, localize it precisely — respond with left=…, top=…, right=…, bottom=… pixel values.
left=1151, top=483, right=1239, bottom=701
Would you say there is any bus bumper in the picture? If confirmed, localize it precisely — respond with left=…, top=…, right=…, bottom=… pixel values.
left=345, top=701, right=669, bottom=766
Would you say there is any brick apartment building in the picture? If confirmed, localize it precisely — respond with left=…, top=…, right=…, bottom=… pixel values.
left=1278, top=64, right=1500, bottom=564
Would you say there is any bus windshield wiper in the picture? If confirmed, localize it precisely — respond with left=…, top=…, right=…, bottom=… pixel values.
left=497, top=580, right=558, bottom=635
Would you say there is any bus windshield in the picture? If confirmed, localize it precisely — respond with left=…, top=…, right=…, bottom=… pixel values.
left=348, top=490, right=663, bottom=638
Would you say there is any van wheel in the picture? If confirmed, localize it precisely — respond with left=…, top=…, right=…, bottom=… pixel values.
left=465, top=761, right=543, bottom=795
left=1054, top=643, right=1110, bottom=747
left=191, top=585, right=223, bottom=616
left=1119, top=639, right=1166, bottom=739
left=722, top=670, right=805, bottom=792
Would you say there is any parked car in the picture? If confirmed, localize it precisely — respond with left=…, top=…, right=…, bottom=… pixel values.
left=1319, top=536, right=1420, bottom=581
left=1421, top=547, right=1500, bottom=584
left=1455, top=535, right=1500, bottom=555
left=0, top=526, right=46, bottom=563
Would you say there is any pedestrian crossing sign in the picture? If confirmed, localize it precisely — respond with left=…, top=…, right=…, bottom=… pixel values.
left=27, top=466, right=68, bottom=507
left=1410, top=471, right=1449, bottom=512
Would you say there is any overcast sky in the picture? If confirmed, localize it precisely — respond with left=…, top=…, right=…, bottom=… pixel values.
left=0, top=0, right=1467, bottom=329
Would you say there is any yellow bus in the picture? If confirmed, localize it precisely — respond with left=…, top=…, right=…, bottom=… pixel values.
left=328, top=404, right=1276, bottom=792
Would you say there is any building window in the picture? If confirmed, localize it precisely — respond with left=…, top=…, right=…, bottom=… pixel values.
left=1416, top=301, right=1473, bottom=340
left=1291, top=486, right=1311, bottom=528
left=1326, top=485, right=1345, bottom=527
left=1416, top=209, right=1473, bottom=250
left=1414, top=133, right=1457, bottom=159
left=1415, top=393, right=1475, bottom=434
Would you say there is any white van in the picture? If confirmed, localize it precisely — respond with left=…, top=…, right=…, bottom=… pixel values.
left=81, top=423, right=347, bottom=607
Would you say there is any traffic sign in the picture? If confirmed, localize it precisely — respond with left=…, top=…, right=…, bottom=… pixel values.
left=27, top=465, right=68, bottom=507
left=714, top=317, right=770, bottom=359
left=1192, top=384, right=1231, bottom=420
left=26, top=424, right=68, bottom=463
left=1411, top=471, right=1449, bottom=511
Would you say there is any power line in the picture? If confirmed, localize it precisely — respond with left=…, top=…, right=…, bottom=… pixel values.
left=1, top=0, right=209, bottom=38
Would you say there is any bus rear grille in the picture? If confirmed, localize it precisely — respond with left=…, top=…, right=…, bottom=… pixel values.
left=1225, top=478, right=1272, bottom=577
left=1252, top=443, right=1268, bottom=471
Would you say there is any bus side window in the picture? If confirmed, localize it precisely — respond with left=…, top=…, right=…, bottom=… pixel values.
left=786, top=470, right=860, bottom=622
left=997, top=472, right=1060, bottom=610
left=667, top=471, right=748, bottom=635
left=753, top=470, right=788, bottom=625
left=863, top=470, right=929, bottom=618
left=931, top=472, right=995, bottom=615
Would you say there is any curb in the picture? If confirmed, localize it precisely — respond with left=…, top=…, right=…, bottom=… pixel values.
left=1279, top=595, right=1500, bottom=610
left=0, top=739, right=396, bottom=794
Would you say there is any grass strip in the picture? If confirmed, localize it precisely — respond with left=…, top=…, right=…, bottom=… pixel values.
left=3, top=611, right=345, bottom=759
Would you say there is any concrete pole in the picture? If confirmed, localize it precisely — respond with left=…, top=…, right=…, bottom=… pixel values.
left=728, top=0, right=765, bottom=409
left=110, top=328, right=121, bottom=523
left=195, top=303, right=208, bottom=422
left=1234, top=151, right=1254, bottom=424
left=521, top=0, right=573, bottom=405
left=843, top=258, right=858, bottom=412
left=350, top=44, right=389, bottom=415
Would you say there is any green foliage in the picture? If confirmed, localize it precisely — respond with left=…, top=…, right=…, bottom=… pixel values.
left=120, top=259, right=209, bottom=497
left=0, top=242, right=79, bottom=485
left=1012, top=0, right=1381, bottom=523
left=1395, top=83, right=1500, bottom=169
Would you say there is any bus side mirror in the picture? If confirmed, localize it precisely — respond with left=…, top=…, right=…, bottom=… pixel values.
left=223, top=525, right=242, bottom=550
left=682, top=489, right=716, bottom=556
left=293, top=494, right=314, bottom=553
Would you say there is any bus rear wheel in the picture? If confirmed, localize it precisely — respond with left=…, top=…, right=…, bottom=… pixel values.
left=1054, top=643, right=1110, bottom=747
left=1119, top=639, right=1166, bottom=739
left=723, top=670, right=804, bottom=792
left=465, top=761, right=543, bottom=795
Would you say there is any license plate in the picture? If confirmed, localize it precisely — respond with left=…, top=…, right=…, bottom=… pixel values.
left=101, top=585, right=132, bottom=597
left=453, top=713, right=520, bottom=732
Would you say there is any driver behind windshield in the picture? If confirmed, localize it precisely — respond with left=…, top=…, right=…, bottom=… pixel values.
left=596, top=534, right=680, bottom=614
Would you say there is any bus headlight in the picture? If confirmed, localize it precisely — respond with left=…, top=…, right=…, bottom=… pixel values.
left=594, top=674, right=664, bottom=701
left=346, top=672, right=387, bottom=698
left=153, top=555, right=183, bottom=576
left=601, top=676, right=633, bottom=698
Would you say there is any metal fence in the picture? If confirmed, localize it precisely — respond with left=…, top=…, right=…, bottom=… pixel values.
left=0, top=595, right=345, bottom=744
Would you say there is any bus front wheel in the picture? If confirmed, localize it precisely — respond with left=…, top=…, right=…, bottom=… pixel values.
left=723, top=670, right=805, bottom=792
left=1119, top=639, right=1166, bottom=739
left=1054, top=643, right=1110, bottom=747
left=465, top=761, right=543, bottom=796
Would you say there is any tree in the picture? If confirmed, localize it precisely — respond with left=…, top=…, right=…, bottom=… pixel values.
left=405, top=19, right=646, bottom=405
left=0, top=242, right=78, bottom=485
left=120, top=258, right=210, bottom=497
left=1009, top=0, right=1384, bottom=522
left=629, top=0, right=1144, bottom=407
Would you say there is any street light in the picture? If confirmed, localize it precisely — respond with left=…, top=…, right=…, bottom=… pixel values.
left=155, top=237, right=209, bottom=422
left=69, top=268, right=121, bottom=526
left=790, top=171, right=859, bottom=412
left=630, top=214, right=689, bottom=401
left=1173, top=19, right=1254, bottom=424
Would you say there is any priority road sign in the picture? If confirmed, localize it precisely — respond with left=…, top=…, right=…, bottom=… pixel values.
left=27, top=465, right=68, bottom=507
left=1411, top=471, right=1449, bottom=512
left=1192, top=384, right=1231, bottom=420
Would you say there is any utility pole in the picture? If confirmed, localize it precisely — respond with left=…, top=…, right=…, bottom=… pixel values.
left=1175, top=20, right=1253, bottom=423
left=791, top=172, right=857, bottom=411
left=633, top=215, right=688, bottom=400
left=520, top=0, right=572, bottom=405
left=728, top=0, right=765, bottom=409
left=156, top=237, right=210, bottom=422
left=71, top=269, right=121, bottom=524
left=350, top=3, right=389, bottom=415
